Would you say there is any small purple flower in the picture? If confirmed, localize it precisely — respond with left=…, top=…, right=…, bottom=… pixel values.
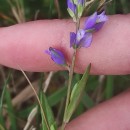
left=70, top=29, right=92, bottom=48
left=94, top=11, right=108, bottom=31
left=84, top=11, right=108, bottom=31
left=78, top=0, right=85, bottom=6
left=69, top=11, right=107, bottom=48
left=45, top=47, right=66, bottom=66
left=67, top=0, right=85, bottom=20
left=84, top=12, right=97, bottom=30
left=67, top=0, right=76, bottom=14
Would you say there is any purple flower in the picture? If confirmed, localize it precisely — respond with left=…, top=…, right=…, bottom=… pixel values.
left=78, top=0, right=85, bottom=6
left=67, top=0, right=85, bottom=20
left=84, top=11, right=108, bottom=31
left=84, top=12, right=97, bottom=30
left=45, top=47, right=66, bottom=66
left=67, top=0, right=76, bottom=14
left=70, top=29, right=92, bottom=48
left=69, top=11, right=107, bottom=48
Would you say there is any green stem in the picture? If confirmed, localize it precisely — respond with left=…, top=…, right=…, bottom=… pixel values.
left=66, top=49, right=77, bottom=113
left=61, top=18, right=80, bottom=130
left=61, top=49, right=77, bottom=130
left=76, top=18, right=80, bottom=33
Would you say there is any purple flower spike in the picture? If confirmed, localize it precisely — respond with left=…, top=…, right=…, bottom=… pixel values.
left=84, top=11, right=108, bottom=31
left=45, top=47, right=66, bottom=66
left=67, top=0, right=76, bottom=14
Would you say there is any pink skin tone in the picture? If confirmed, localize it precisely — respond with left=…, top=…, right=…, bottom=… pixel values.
left=0, top=14, right=130, bottom=129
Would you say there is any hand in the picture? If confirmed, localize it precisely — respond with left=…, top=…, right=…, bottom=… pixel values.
left=0, top=14, right=130, bottom=129
left=66, top=90, right=130, bottom=130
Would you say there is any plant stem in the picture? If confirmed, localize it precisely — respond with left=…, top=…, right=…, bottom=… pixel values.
left=76, top=18, right=80, bottom=33
left=66, top=49, right=77, bottom=112
left=61, top=49, right=77, bottom=130
left=20, top=69, right=50, bottom=130
left=61, top=18, right=80, bottom=130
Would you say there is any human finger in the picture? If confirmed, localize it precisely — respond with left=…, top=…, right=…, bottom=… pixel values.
left=0, top=15, right=130, bottom=74
left=66, top=90, right=130, bottom=130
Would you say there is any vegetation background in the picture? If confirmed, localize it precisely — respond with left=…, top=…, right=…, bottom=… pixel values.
left=0, top=0, right=130, bottom=130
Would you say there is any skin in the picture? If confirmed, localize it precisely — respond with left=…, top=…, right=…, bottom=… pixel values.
left=0, top=14, right=130, bottom=129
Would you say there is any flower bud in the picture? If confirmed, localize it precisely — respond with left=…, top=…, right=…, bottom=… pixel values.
left=84, top=11, right=108, bottom=31
left=45, top=47, right=66, bottom=66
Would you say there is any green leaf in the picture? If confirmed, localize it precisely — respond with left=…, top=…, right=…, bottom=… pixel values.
left=0, top=73, right=11, bottom=130
left=5, top=88, right=17, bottom=130
left=64, top=64, right=91, bottom=123
left=67, top=8, right=75, bottom=17
left=48, top=86, right=67, bottom=107
left=49, top=0, right=54, bottom=18
left=105, top=76, right=114, bottom=99
left=50, top=124, right=56, bottom=130
left=70, top=82, right=80, bottom=101
left=73, top=0, right=78, bottom=5
left=77, top=5, right=84, bottom=18
left=82, top=92, right=94, bottom=108
left=40, top=92, right=57, bottom=130
left=67, top=8, right=77, bottom=22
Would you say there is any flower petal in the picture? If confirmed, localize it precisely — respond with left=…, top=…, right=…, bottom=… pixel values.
left=78, top=0, right=85, bottom=5
left=67, top=0, right=76, bottom=14
left=94, top=22, right=105, bottom=31
left=45, top=47, right=66, bottom=65
left=96, top=11, right=108, bottom=23
left=70, top=32, right=76, bottom=47
left=79, top=33, right=92, bottom=48
left=45, top=50, right=51, bottom=55
left=84, top=12, right=97, bottom=30
left=76, top=29, right=85, bottom=42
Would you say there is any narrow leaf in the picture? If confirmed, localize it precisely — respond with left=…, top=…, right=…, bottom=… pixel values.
left=105, top=75, right=114, bottom=99
left=5, top=87, right=17, bottom=130
left=82, top=92, right=94, bottom=108
left=64, top=64, right=91, bottom=123
left=67, top=8, right=75, bottom=18
left=40, top=92, right=57, bottom=130
left=48, top=86, right=67, bottom=107
left=77, top=4, right=83, bottom=18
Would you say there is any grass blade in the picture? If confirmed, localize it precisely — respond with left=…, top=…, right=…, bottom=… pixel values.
left=5, top=87, right=17, bottom=130
left=64, top=64, right=91, bottom=123
left=105, top=75, right=114, bottom=99
left=40, top=91, right=57, bottom=130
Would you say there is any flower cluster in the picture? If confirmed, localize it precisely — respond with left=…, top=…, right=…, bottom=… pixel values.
left=45, top=0, right=108, bottom=66
left=70, top=11, right=108, bottom=48
left=67, top=0, right=85, bottom=21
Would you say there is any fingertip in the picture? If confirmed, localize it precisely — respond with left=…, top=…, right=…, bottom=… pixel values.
left=66, top=90, right=130, bottom=130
